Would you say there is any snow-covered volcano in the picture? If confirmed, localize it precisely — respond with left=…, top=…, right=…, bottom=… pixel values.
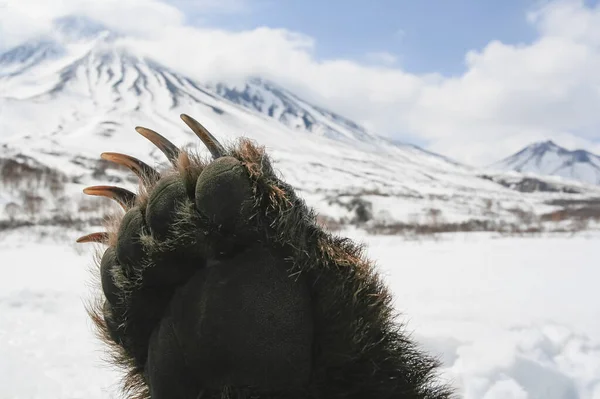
left=1, top=16, right=599, bottom=232
left=491, top=140, right=600, bottom=186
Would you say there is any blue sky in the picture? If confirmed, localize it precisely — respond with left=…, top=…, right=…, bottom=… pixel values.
left=179, top=0, right=554, bottom=76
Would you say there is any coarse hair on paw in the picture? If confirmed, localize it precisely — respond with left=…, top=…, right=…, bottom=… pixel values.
left=78, top=114, right=456, bottom=399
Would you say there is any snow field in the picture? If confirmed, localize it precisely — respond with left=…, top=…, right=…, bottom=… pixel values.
left=1, top=227, right=599, bottom=398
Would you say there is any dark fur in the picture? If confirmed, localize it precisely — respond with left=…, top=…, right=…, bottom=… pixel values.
left=87, top=137, right=455, bottom=399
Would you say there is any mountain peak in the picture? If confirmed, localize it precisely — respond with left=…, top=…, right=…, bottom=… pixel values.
left=539, top=139, right=557, bottom=147
left=0, top=27, right=392, bottom=148
left=491, top=140, right=600, bottom=185
left=527, top=140, right=560, bottom=151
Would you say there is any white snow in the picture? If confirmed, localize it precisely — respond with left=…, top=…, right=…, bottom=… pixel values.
left=1, top=227, right=599, bottom=398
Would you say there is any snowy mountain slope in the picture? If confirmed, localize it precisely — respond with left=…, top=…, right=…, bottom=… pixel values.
left=0, top=40, right=65, bottom=77
left=491, top=140, right=600, bottom=186
left=1, top=16, right=600, bottom=232
left=208, top=78, right=380, bottom=144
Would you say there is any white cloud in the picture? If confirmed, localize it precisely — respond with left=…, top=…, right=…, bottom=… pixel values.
left=165, top=0, right=252, bottom=15
left=1, top=0, right=600, bottom=165
left=365, top=51, right=398, bottom=66
left=0, top=0, right=185, bottom=47
left=407, top=0, right=600, bottom=164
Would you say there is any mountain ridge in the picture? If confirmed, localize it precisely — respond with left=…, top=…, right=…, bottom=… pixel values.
left=491, top=140, right=600, bottom=186
left=0, top=19, right=398, bottom=149
left=2, top=15, right=600, bottom=233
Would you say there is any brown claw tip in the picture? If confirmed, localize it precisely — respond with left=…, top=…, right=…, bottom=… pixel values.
left=135, top=126, right=180, bottom=165
left=83, top=185, right=137, bottom=210
left=76, top=232, right=109, bottom=244
left=180, top=113, right=226, bottom=159
left=100, top=152, right=161, bottom=185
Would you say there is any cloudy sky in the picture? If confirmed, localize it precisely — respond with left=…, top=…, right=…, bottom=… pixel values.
left=1, top=0, right=600, bottom=165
